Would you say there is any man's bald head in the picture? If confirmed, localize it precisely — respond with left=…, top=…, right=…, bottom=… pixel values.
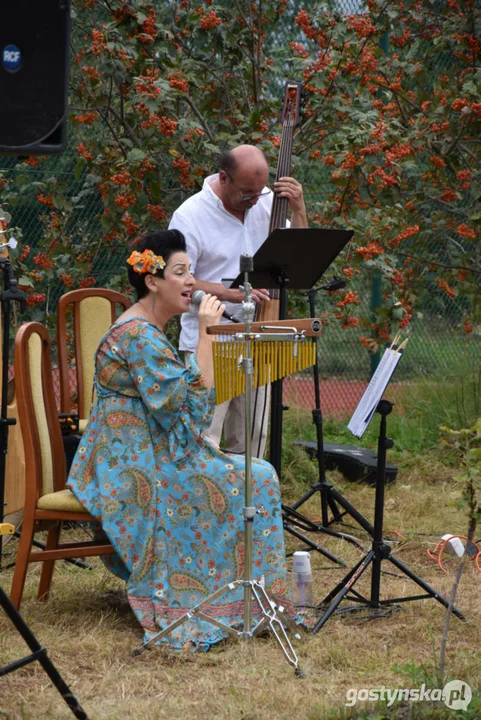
left=219, top=145, right=269, bottom=178
left=215, top=144, right=270, bottom=217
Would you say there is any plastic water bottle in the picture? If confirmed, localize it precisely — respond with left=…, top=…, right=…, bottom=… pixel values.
left=291, top=551, right=313, bottom=613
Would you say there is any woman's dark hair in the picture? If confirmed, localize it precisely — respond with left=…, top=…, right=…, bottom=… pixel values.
left=127, top=229, right=186, bottom=300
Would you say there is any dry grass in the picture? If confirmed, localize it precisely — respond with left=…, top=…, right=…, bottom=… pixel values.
left=1, top=458, right=480, bottom=720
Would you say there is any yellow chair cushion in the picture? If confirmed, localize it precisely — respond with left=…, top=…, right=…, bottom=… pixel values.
left=37, top=489, right=87, bottom=513
left=79, top=419, right=88, bottom=434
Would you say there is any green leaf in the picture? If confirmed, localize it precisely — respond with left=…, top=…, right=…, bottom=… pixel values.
left=126, top=149, right=146, bottom=163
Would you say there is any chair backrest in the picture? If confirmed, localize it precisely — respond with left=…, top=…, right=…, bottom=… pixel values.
left=56, top=288, right=131, bottom=418
left=15, top=322, right=66, bottom=502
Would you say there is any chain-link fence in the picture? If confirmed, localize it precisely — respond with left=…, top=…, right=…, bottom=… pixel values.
left=1, top=2, right=479, bottom=419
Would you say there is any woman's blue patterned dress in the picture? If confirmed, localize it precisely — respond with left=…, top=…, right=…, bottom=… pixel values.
left=68, top=317, right=291, bottom=649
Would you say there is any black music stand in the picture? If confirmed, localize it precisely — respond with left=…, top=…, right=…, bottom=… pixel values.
left=231, top=227, right=353, bottom=476
left=312, top=349, right=466, bottom=633
left=232, top=227, right=353, bottom=566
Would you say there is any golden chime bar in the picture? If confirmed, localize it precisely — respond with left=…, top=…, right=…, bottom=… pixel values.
left=208, top=318, right=322, bottom=405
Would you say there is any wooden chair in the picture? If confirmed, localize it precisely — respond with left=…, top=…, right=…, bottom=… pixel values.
left=57, top=288, right=131, bottom=433
left=10, top=322, right=115, bottom=609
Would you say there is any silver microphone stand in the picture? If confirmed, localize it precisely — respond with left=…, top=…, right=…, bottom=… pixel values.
left=133, top=255, right=305, bottom=676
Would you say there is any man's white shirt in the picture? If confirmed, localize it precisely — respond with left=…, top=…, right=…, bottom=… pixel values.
left=169, top=173, right=274, bottom=352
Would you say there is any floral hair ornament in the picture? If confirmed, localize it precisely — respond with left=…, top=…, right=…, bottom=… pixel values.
left=127, top=249, right=166, bottom=275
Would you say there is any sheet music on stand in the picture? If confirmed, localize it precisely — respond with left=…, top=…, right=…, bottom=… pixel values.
left=348, top=337, right=408, bottom=439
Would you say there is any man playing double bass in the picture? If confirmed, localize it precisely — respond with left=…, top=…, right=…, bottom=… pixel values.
left=168, top=144, right=308, bottom=458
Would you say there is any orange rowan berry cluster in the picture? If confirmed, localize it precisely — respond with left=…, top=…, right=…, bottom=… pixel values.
left=123, top=214, right=139, bottom=236
left=385, top=143, right=412, bottom=164
left=359, top=336, right=378, bottom=351
left=135, top=69, right=160, bottom=99
left=24, top=157, right=40, bottom=167
left=399, top=314, right=412, bottom=330
left=168, top=72, right=189, bottom=93
left=76, top=143, right=94, bottom=161
left=430, top=156, right=446, bottom=168
left=173, top=157, right=195, bottom=188
left=295, top=10, right=319, bottom=41
left=114, top=194, right=136, bottom=210
left=289, top=42, right=309, bottom=59
left=440, top=190, right=457, bottom=202
left=147, top=204, right=166, bottom=222
left=91, top=29, right=107, bottom=56
left=359, top=144, right=383, bottom=158
left=79, top=277, right=96, bottom=289
left=391, top=225, right=420, bottom=247
left=82, top=66, right=100, bottom=81
left=33, top=253, right=54, bottom=270
left=140, top=7, right=157, bottom=43
left=26, top=293, right=46, bottom=307
left=336, top=291, right=359, bottom=308
left=183, top=128, right=205, bottom=143
left=104, top=230, right=121, bottom=243
left=200, top=11, right=222, bottom=30
left=60, top=274, right=74, bottom=287
left=456, top=170, right=472, bottom=189
left=347, top=15, right=376, bottom=38
left=19, top=245, right=30, bottom=262
left=367, top=167, right=399, bottom=189
left=457, top=224, right=476, bottom=239
left=391, top=270, right=405, bottom=287
left=356, top=242, right=384, bottom=259
left=111, top=172, right=131, bottom=186
left=335, top=312, right=359, bottom=329
left=438, top=279, right=456, bottom=298
left=37, top=194, right=54, bottom=208
left=74, top=112, right=97, bottom=125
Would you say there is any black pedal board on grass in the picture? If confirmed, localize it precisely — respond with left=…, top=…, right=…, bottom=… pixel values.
left=295, top=441, right=398, bottom=485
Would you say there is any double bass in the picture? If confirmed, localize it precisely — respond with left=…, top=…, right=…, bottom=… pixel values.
left=255, top=81, right=304, bottom=472
left=256, top=80, right=304, bottom=324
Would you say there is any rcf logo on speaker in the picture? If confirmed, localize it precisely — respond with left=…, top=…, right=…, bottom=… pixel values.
left=2, top=45, right=22, bottom=72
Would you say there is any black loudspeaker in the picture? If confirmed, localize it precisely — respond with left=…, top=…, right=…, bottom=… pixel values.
left=0, top=0, right=71, bottom=155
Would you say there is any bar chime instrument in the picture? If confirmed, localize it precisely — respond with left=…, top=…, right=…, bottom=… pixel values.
left=208, top=317, right=321, bottom=405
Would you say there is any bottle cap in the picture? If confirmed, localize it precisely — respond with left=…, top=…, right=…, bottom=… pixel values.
left=293, top=550, right=311, bottom=574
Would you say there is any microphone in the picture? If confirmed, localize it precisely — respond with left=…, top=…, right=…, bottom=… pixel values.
left=191, top=289, right=241, bottom=323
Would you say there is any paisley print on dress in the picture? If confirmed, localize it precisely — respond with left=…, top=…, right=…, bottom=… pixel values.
left=67, top=317, right=293, bottom=650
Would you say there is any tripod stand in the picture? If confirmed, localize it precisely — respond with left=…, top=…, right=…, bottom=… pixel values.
left=312, top=400, right=466, bottom=633
left=283, top=279, right=373, bottom=551
left=133, top=255, right=304, bottom=675
left=230, top=227, right=354, bottom=567
left=0, top=523, right=89, bottom=718
left=0, top=228, right=26, bottom=567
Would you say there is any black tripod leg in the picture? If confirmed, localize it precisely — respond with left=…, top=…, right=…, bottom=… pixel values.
left=387, top=554, right=466, bottom=621
left=283, top=522, right=346, bottom=566
left=290, top=481, right=342, bottom=517
left=283, top=503, right=364, bottom=550
left=312, top=550, right=375, bottom=633
left=0, top=586, right=89, bottom=718
left=327, top=485, right=375, bottom=536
